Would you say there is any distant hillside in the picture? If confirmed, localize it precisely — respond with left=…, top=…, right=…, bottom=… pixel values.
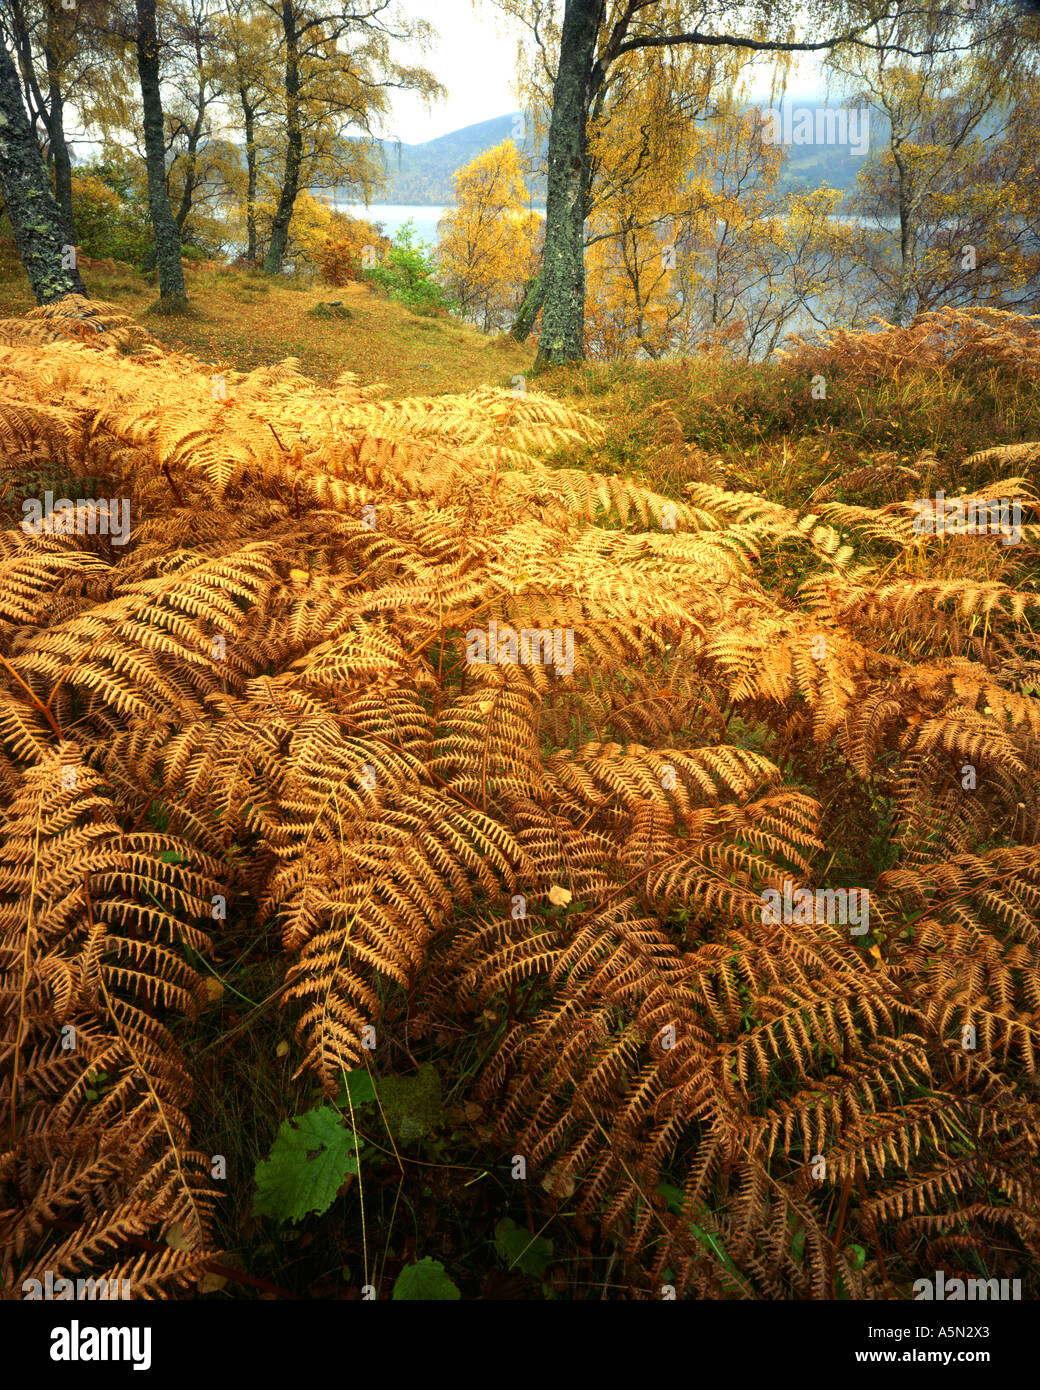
left=333, top=115, right=547, bottom=206
left=327, top=101, right=892, bottom=208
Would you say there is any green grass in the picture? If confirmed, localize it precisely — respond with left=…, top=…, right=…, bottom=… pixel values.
left=537, top=355, right=1040, bottom=509
left=0, top=253, right=533, bottom=397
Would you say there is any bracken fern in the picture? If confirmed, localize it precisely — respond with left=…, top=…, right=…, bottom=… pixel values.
left=2, top=295, right=1039, bottom=1299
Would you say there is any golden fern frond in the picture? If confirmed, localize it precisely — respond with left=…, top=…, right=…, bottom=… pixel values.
left=0, top=392, right=78, bottom=467
left=705, top=615, right=869, bottom=740
left=780, top=306, right=1040, bottom=380
left=257, top=706, right=527, bottom=1088
left=684, top=481, right=857, bottom=566
left=93, top=397, right=281, bottom=500
left=876, top=847, right=1040, bottom=1073
left=813, top=459, right=922, bottom=501
left=0, top=295, right=162, bottom=355
left=814, top=500, right=919, bottom=549
left=641, top=791, right=823, bottom=923
left=544, top=741, right=781, bottom=820
left=965, top=441, right=1040, bottom=470
left=0, top=747, right=222, bottom=1296
left=0, top=536, right=109, bottom=627
left=3, top=545, right=279, bottom=735
left=824, top=575, right=1040, bottom=639
left=505, top=462, right=719, bottom=531
left=5, top=303, right=1040, bottom=1299
left=432, top=664, right=547, bottom=805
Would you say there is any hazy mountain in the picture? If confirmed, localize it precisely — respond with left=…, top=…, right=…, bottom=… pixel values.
left=328, top=100, right=891, bottom=208
left=332, top=115, right=547, bottom=206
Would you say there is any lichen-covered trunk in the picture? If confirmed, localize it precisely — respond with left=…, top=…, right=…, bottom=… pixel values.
left=509, top=265, right=544, bottom=341
left=536, top=0, right=602, bottom=366
left=0, top=39, right=85, bottom=303
left=135, top=0, right=186, bottom=303
left=264, top=0, right=301, bottom=275
left=242, top=99, right=258, bottom=264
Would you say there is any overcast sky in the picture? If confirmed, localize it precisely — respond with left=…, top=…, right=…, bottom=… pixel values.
left=379, top=0, right=828, bottom=146
left=378, top=0, right=529, bottom=144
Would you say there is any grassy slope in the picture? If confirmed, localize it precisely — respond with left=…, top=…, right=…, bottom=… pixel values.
left=0, top=252, right=531, bottom=397
left=5, top=251, right=1036, bottom=487
left=538, top=352, right=1040, bottom=516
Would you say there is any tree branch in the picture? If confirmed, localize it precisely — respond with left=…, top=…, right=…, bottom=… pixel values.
left=611, top=23, right=984, bottom=63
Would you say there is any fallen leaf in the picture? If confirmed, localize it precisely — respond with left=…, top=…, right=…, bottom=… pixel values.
left=548, top=885, right=572, bottom=907
left=540, top=1168, right=576, bottom=1198
left=165, top=1222, right=191, bottom=1251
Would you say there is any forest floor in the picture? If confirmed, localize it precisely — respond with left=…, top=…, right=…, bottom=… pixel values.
left=0, top=250, right=529, bottom=397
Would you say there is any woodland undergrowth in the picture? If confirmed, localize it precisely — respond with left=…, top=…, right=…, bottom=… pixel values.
left=1, top=295, right=1039, bottom=1299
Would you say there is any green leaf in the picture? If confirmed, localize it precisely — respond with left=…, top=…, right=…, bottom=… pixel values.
left=495, top=1218, right=553, bottom=1277
left=392, top=1257, right=461, bottom=1301
left=333, top=1069, right=378, bottom=1110
left=252, top=1106, right=362, bottom=1224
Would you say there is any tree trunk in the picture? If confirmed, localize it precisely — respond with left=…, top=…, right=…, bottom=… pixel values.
left=43, top=8, right=75, bottom=244
left=264, top=0, right=301, bottom=275
left=509, top=265, right=544, bottom=341
left=536, top=0, right=603, bottom=366
left=242, top=96, right=258, bottom=263
left=173, top=113, right=204, bottom=234
left=135, top=0, right=187, bottom=304
left=44, top=77, right=74, bottom=245
left=0, top=38, right=86, bottom=302
left=891, top=148, right=915, bottom=327
left=174, top=30, right=208, bottom=237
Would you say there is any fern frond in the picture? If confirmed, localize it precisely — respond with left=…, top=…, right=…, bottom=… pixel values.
left=0, top=748, right=222, bottom=1295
